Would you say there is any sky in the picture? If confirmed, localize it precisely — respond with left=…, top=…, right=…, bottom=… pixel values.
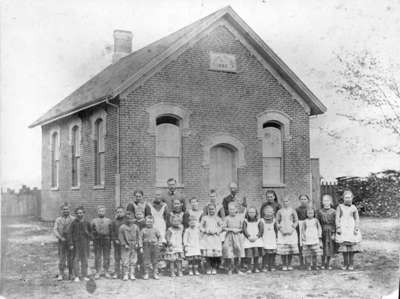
left=1, top=0, right=400, bottom=190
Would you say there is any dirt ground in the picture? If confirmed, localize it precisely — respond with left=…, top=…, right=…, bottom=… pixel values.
left=1, top=216, right=399, bottom=299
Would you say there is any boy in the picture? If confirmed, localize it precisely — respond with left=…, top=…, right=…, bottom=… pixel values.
left=183, top=197, right=203, bottom=228
left=111, top=207, right=126, bottom=279
left=68, top=206, right=92, bottom=282
left=119, top=212, right=142, bottom=281
left=203, top=189, right=224, bottom=218
left=53, top=203, right=75, bottom=280
left=91, top=205, right=112, bottom=279
left=141, top=216, right=161, bottom=280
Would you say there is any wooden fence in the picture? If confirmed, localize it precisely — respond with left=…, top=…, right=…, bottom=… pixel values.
left=1, top=186, right=41, bottom=217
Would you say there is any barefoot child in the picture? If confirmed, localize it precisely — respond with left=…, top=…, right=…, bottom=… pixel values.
left=119, top=212, right=141, bottom=281
left=68, top=206, right=92, bottom=282
left=200, top=203, right=223, bottom=275
left=296, top=194, right=311, bottom=268
left=243, top=207, right=264, bottom=273
left=183, top=215, right=202, bottom=275
left=300, top=208, right=322, bottom=270
left=222, top=202, right=244, bottom=275
left=336, top=190, right=362, bottom=271
left=111, top=207, right=126, bottom=279
left=261, top=205, right=277, bottom=271
left=317, top=194, right=336, bottom=269
left=276, top=196, right=299, bottom=271
left=165, top=215, right=184, bottom=277
left=141, top=216, right=161, bottom=280
left=91, top=205, right=112, bottom=279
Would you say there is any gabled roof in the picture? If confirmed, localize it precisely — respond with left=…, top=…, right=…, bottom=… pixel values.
left=30, top=6, right=326, bottom=128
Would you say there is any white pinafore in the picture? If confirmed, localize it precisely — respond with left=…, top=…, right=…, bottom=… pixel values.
left=262, top=219, right=277, bottom=250
left=149, top=203, right=167, bottom=243
left=243, top=219, right=264, bottom=248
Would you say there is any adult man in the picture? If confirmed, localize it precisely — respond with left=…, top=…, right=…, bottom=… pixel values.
left=162, top=178, right=186, bottom=212
left=222, top=182, right=246, bottom=216
left=53, top=203, right=75, bottom=280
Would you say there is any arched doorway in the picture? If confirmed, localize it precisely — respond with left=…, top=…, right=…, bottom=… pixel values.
left=209, top=144, right=238, bottom=199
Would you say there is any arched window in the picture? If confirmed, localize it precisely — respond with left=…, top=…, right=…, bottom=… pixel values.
left=71, top=125, right=80, bottom=187
left=94, top=118, right=105, bottom=186
left=51, top=131, right=60, bottom=188
left=262, top=122, right=283, bottom=185
left=156, top=115, right=181, bottom=185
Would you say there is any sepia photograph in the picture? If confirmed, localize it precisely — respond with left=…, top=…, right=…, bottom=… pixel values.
left=0, top=0, right=399, bottom=298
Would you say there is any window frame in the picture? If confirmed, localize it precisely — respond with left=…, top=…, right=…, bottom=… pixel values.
left=155, top=115, right=182, bottom=187
left=262, top=122, right=284, bottom=186
left=90, top=109, right=107, bottom=189
left=257, top=110, right=291, bottom=188
left=49, top=126, right=60, bottom=190
left=69, top=119, right=82, bottom=189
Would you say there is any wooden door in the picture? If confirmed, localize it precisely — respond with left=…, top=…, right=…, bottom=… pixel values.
left=209, top=145, right=237, bottom=199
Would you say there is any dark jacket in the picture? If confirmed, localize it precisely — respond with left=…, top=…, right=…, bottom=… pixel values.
left=68, top=218, right=92, bottom=246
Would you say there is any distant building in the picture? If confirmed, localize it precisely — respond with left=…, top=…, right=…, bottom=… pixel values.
left=30, top=6, right=326, bottom=220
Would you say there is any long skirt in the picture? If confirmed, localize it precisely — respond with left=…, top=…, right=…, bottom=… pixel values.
left=321, top=226, right=336, bottom=257
left=222, top=232, right=243, bottom=259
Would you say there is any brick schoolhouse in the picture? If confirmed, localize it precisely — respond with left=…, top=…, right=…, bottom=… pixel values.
left=30, top=7, right=326, bottom=220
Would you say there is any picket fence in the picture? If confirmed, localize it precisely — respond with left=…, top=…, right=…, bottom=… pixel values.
left=1, top=187, right=41, bottom=217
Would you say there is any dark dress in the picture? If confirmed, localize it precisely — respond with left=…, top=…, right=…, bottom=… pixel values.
left=317, top=208, right=336, bottom=257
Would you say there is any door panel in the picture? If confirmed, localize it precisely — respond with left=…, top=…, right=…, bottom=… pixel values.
left=209, top=145, right=237, bottom=199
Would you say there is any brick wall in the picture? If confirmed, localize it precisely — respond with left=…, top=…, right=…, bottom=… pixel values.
left=119, top=24, right=311, bottom=208
left=41, top=105, right=117, bottom=220
left=40, top=23, right=312, bottom=219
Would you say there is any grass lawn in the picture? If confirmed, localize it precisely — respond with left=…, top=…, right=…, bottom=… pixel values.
left=1, top=216, right=399, bottom=299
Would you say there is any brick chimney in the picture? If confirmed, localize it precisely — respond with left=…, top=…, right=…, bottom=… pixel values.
left=112, top=30, right=133, bottom=63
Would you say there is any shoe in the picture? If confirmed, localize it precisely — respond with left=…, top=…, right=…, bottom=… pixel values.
left=262, top=268, right=268, bottom=273
left=254, top=268, right=260, bottom=273
left=178, top=271, right=183, bottom=277
left=307, top=266, right=312, bottom=271
left=143, top=272, right=149, bottom=280
left=320, top=265, right=325, bottom=270
left=94, top=273, right=100, bottom=280
left=246, top=269, right=252, bottom=274
left=270, top=267, right=276, bottom=272
left=104, top=272, right=111, bottom=279
left=170, top=272, right=176, bottom=278
left=195, top=269, right=201, bottom=275
left=328, top=266, right=333, bottom=270
left=206, top=269, right=211, bottom=275
left=74, top=277, right=80, bottom=282
left=153, top=272, right=160, bottom=280
left=237, top=270, right=245, bottom=275
left=112, top=273, right=118, bottom=279
left=57, top=275, right=63, bottom=281
left=211, top=269, right=217, bottom=275
left=282, top=266, right=288, bottom=271
left=83, top=277, right=90, bottom=281
left=227, top=270, right=232, bottom=275
left=130, top=274, right=136, bottom=280
left=123, top=274, right=128, bottom=281
left=188, top=270, right=193, bottom=276
left=287, top=266, right=293, bottom=271
left=348, top=266, right=354, bottom=271
left=341, top=265, right=347, bottom=270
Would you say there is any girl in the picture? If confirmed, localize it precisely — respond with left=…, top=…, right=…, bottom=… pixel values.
left=165, top=214, right=184, bottom=277
left=242, top=207, right=264, bottom=273
left=296, top=194, right=310, bottom=268
left=260, top=190, right=281, bottom=216
left=183, top=197, right=203, bottom=228
left=126, top=190, right=152, bottom=217
left=200, top=203, right=224, bottom=275
left=336, top=190, right=362, bottom=271
left=167, top=198, right=184, bottom=227
left=183, top=215, right=202, bottom=275
left=276, top=195, right=299, bottom=271
left=261, top=205, right=277, bottom=271
left=317, top=194, right=336, bottom=269
left=300, top=208, right=322, bottom=270
left=222, top=201, right=244, bottom=274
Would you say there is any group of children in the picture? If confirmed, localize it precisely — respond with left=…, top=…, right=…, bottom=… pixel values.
left=53, top=188, right=362, bottom=282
